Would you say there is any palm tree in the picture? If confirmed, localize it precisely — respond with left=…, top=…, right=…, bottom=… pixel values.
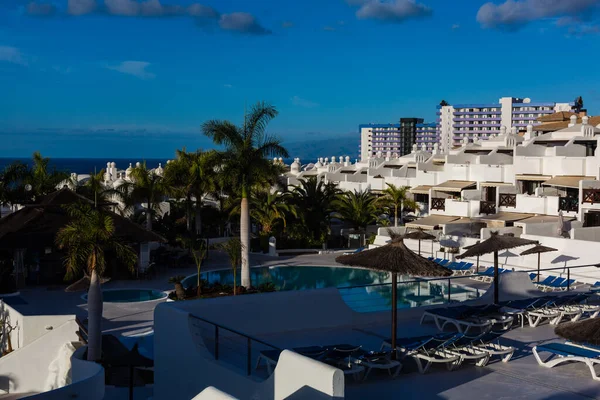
left=218, top=238, right=243, bottom=295
left=0, top=162, right=28, bottom=216
left=333, top=190, right=378, bottom=231
left=75, top=169, right=120, bottom=210
left=55, top=202, right=137, bottom=361
left=164, top=149, right=218, bottom=236
left=440, top=100, right=449, bottom=107
left=379, top=183, right=419, bottom=227
left=288, top=177, right=339, bottom=244
left=202, top=102, right=288, bottom=288
left=177, top=234, right=207, bottom=296
left=27, top=152, right=69, bottom=200
left=118, top=162, right=167, bottom=231
left=231, top=189, right=295, bottom=237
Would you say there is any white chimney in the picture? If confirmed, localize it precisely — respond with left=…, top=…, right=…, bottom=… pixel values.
left=582, top=116, right=589, bottom=125
left=568, top=115, right=577, bottom=127
left=510, top=127, right=517, bottom=135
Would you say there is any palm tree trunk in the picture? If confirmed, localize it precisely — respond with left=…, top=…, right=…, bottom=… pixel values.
left=394, top=205, right=398, bottom=227
left=146, top=200, right=152, bottom=231
left=240, top=196, right=251, bottom=288
left=87, top=269, right=103, bottom=361
left=195, top=201, right=202, bottom=237
left=186, top=194, right=193, bottom=234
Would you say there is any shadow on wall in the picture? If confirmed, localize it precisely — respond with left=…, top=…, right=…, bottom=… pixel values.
left=0, top=302, right=16, bottom=355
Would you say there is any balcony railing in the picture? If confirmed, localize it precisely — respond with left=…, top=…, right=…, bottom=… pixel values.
left=480, top=201, right=496, bottom=215
left=431, top=198, right=445, bottom=211
left=583, top=189, right=600, bottom=204
left=499, top=193, right=516, bottom=208
left=559, top=197, right=579, bottom=213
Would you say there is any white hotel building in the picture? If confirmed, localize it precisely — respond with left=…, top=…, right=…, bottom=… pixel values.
left=437, top=97, right=577, bottom=153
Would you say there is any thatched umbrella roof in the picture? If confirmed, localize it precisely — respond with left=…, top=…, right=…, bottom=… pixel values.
left=336, top=238, right=452, bottom=277
left=520, top=245, right=558, bottom=256
left=403, top=229, right=436, bottom=241
left=456, top=232, right=538, bottom=259
left=555, top=318, right=600, bottom=346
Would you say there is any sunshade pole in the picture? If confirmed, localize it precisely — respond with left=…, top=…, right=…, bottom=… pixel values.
left=391, top=272, right=398, bottom=360
left=418, top=239, right=421, bottom=256
left=493, top=251, right=499, bottom=304
left=537, top=253, right=541, bottom=283
left=476, top=255, right=480, bottom=274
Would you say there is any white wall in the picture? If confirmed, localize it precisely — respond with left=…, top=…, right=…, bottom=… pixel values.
left=0, top=320, right=104, bottom=400
left=154, top=302, right=345, bottom=400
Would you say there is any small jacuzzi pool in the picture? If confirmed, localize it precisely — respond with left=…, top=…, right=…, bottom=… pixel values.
left=82, top=289, right=167, bottom=303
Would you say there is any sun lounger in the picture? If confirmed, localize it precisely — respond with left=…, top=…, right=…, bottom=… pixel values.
left=535, top=275, right=558, bottom=289
left=343, top=247, right=365, bottom=255
left=471, top=267, right=494, bottom=282
left=533, top=342, right=600, bottom=381
left=420, top=305, right=512, bottom=334
left=529, top=273, right=537, bottom=281
left=409, top=334, right=464, bottom=373
left=542, top=277, right=566, bottom=291
left=445, top=334, right=491, bottom=367
left=469, top=330, right=514, bottom=362
left=353, top=350, right=402, bottom=380
left=590, top=282, right=600, bottom=293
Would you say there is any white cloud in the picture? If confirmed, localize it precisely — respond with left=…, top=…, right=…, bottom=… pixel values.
left=477, top=0, right=600, bottom=31
left=219, top=12, right=271, bottom=35
left=106, top=61, right=155, bottom=80
left=68, top=0, right=97, bottom=15
left=223, top=84, right=233, bottom=88
left=0, top=46, right=28, bottom=66
left=351, top=0, right=432, bottom=23
left=451, top=23, right=460, bottom=30
left=291, top=96, right=319, bottom=108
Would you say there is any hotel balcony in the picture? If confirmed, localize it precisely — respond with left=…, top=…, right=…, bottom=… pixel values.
left=453, top=123, right=502, bottom=128
left=453, top=117, right=502, bottom=122
left=453, top=111, right=501, bottom=116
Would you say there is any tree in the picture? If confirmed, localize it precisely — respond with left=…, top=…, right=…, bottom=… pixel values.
left=55, top=203, right=137, bottom=361
left=575, top=96, right=584, bottom=111
left=379, top=183, right=420, bottom=227
left=288, top=177, right=339, bottom=243
left=202, top=102, right=288, bottom=288
left=177, top=234, right=207, bottom=296
left=333, top=190, right=378, bottom=231
left=218, top=238, right=243, bottom=295
left=164, top=149, right=218, bottom=236
left=231, top=189, right=295, bottom=237
left=75, top=169, right=120, bottom=211
left=440, top=100, right=449, bottom=107
left=27, top=152, right=69, bottom=200
left=118, top=162, right=167, bottom=231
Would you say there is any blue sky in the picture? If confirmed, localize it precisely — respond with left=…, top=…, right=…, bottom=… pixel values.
left=1, top=0, right=600, bottom=158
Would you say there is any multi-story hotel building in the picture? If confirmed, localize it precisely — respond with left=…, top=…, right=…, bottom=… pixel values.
left=359, top=118, right=424, bottom=160
left=415, top=122, right=438, bottom=152
left=437, top=97, right=577, bottom=153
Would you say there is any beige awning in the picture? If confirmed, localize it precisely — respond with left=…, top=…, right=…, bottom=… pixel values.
left=515, top=174, right=551, bottom=182
left=477, top=212, right=532, bottom=222
left=405, top=215, right=460, bottom=230
left=445, top=218, right=485, bottom=225
left=542, top=176, right=594, bottom=189
left=411, top=185, right=432, bottom=194
left=480, top=182, right=514, bottom=187
left=515, top=215, right=576, bottom=225
left=433, top=180, right=476, bottom=193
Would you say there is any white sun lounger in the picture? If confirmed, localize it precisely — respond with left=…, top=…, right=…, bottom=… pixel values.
left=533, top=342, right=600, bottom=380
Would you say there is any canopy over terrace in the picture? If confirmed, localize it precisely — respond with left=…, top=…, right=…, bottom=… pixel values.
left=542, top=176, right=594, bottom=189
left=405, top=215, right=460, bottom=230
left=476, top=212, right=533, bottom=228
left=514, top=214, right=576, bottom=227
left=432, top=180, right=476, bottom=193
left=410, top=185, right=432, bottom=195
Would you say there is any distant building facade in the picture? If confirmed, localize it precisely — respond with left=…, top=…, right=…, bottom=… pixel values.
left=359, top=117, right=424, bottom=160
left=437, top=97, right=577, bottom=153
left=415, top=122, right=438, bottom=152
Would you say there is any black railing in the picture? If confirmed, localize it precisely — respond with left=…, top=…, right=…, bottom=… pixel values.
left=499, top=193, right=516, bottom=208
left=480, top=201, right=496, bottom=215
left=559, top=197, right=579, bottom=213
left=188, top=314, right=280, bottom=376
left=583, top=189, right=600, bottom=204
left=431, top=198, right=445, bottom=211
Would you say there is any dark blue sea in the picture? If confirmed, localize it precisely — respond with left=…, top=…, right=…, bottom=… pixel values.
left=0, top=157, right=302, bottom=174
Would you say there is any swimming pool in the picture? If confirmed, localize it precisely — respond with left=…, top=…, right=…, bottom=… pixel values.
left=82, top=289, right=167, bottom=303
left=182, top=266, right=480, bottom=312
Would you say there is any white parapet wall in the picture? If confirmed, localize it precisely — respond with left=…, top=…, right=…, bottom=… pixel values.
left=0, top=319, right=104, bottom=400
left=154, top=300, right=345, bottom=400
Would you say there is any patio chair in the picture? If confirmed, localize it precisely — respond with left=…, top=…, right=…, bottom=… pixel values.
left=445, top=334, right=491, bottom=367
left=342, top=247, right=365, bottom=256
left=590, top=281, right=600, bottom=293
left=535, top=276, right=558, bottom=289
left=421, top=306, right=507, bottom=334
left=408, top=334, right=464, bottom=374
left=471, top=267, right=494, bottom=282
left=529, top=273, right=537, bottom=281
left=541, top=277, right=566, bottom=292
left=532, top=342, right=600, bottom=381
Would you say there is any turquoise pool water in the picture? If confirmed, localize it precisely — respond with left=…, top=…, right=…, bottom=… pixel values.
left=182, top=266, right=480, bottom=312
left=82, top=289, right=167, bottom=303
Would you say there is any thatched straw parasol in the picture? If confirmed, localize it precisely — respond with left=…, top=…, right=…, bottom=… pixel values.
left=336, top=238, right=452, bottom=359
left=520, top=245, right=558, bottom=283
left=457, top=232, right=538, bottom=304
left=555, top=318, right=600, bottom=346
left=403, top=228, right=436, bottom=256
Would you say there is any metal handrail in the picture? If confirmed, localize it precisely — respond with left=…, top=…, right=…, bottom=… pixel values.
left=188, top=313, right=280, bottom=376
